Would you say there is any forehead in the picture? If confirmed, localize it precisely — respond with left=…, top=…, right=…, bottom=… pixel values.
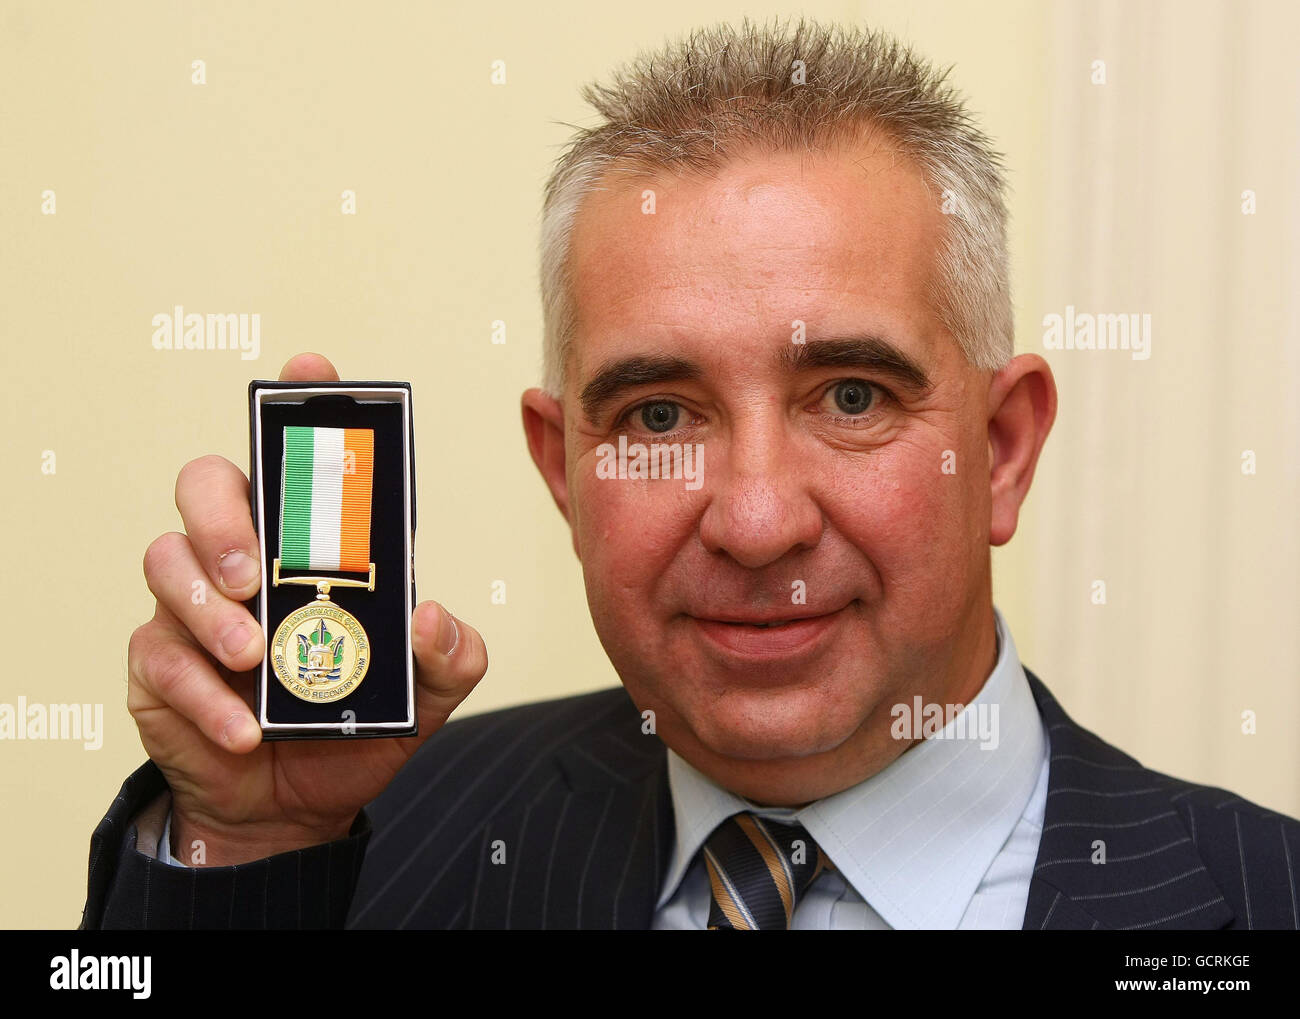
left=565, top=138, right=949, bottom=387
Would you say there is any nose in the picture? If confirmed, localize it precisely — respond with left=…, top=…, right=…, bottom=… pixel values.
left=697, top=416, right=824, bottom=569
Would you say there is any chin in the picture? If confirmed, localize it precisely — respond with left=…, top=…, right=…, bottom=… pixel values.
left=674, top=684, right=866, bottom=763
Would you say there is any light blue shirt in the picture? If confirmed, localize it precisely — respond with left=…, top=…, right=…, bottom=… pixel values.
left=653, top=607, right=1049, bottom=929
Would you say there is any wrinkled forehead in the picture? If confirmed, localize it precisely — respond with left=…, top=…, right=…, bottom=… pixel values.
left=563, top=139, right=953, bottom=400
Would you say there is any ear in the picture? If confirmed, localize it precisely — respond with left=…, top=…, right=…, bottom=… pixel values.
left=987, top=354, right=1057, bottom=546
left=521, top=387, right=573, bottom=527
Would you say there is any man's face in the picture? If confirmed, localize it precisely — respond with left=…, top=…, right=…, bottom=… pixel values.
left=558, top=138, right=999, bottom=801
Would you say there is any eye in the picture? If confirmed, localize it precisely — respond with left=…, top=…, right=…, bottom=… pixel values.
left=637, top=401, right=680, bottom=433
left=824, top=379, right=880, bottom=416
left=810, top=378, right=896, bottom=429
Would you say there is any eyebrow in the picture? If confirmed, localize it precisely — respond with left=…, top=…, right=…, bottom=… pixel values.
left=780, top=336, right=932, bottom=393
left=579, top=355, right=701, bottom=420
left=577, top=335, right=931, bottom=421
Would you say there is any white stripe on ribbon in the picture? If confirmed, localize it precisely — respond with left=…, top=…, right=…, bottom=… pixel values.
left=308, top=427, right=344, bottom=570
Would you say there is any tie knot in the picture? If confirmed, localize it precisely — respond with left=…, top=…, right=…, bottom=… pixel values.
left=703, top=813, right=828, bottom=930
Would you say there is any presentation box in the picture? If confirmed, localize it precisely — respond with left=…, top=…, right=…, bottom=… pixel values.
left=248, top=380, right=417, bottom=739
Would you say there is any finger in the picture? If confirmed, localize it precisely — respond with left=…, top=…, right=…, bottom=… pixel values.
left=153, top=599, right=258, bottom=711
left=128, top=616, right=261, bottom=753
left=173, top=455, right=262, bottom=600
left=410, top=601, right=489, bottom=722
left=278, top=352, right=339, bottom=382
left=143, top=531, right=264, bottom=672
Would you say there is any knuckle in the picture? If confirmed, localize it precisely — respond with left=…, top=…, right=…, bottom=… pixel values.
left=205, top=508, right=254, bottom=547
left=126, top=623, right=155, bottom=683
left=175, top=454, right=232, bottom=504
left=148, top=641, right=203, bottom=701
left=142, top=532, right=187, bottom=581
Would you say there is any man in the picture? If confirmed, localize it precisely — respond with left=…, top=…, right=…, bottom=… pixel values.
left=81, top=18, right=1299, bottom=930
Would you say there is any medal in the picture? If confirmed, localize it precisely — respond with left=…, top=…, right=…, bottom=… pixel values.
left=270, top=425, right=375, bottom=703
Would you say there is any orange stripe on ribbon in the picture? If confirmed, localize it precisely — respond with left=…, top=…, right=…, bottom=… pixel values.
left=339, top=427, right=374, bottom=572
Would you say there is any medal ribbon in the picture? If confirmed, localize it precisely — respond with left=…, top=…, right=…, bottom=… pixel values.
left=280, top=426, right=374, bottom=573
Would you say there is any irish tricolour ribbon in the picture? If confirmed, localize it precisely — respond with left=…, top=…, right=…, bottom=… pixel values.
left=279, top=426, right=375, bottom=573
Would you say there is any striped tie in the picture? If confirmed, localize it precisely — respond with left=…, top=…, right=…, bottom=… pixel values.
left=703, top=813, right=829, bottom=930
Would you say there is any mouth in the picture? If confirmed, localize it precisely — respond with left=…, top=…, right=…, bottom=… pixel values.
left=687, top=606, right=849, bottom=662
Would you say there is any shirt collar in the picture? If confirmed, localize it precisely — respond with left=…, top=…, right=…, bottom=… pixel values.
left=657, top=606, right=1046, bottom=928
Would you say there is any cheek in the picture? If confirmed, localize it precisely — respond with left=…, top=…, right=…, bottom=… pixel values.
left=570, top=465, right=698, bottom=614
left=825, top=438, right=985, bottom=606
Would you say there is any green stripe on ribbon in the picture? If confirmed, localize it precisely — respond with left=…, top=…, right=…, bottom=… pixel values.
left=280, top=425, right=315, bottom=568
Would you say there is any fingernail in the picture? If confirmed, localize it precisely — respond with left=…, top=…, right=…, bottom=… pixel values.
left=220, top=621, right=253, bottom=658
left=219, top=550, right=259, bottom=590
left=436, top=603, right=460, bottom=657
left=221, top=711, right=255, bottom=747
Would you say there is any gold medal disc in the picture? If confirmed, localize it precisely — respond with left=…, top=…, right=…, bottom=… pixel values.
left=272, top=598, right=370, bottom=703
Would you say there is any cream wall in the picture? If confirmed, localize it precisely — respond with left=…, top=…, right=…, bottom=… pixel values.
left=1020, top=0, right=1300, bottom=831
left=1, top=0, right=1294, bottom=929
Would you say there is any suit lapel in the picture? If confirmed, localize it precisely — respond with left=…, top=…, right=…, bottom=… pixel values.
left=466, top=672, right=1237, bottom=930
left=1021, top=671, right=1234, bottom=930
left=465, top=693, right=673, bottom=929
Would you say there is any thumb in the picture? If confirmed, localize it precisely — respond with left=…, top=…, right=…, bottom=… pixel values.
left=278, top=352, right=340, bottom=382
left=410, top=600, right=489, bottom=729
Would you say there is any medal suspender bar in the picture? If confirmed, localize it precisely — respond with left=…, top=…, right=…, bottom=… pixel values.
left=249, top=382, right=416, bottom=739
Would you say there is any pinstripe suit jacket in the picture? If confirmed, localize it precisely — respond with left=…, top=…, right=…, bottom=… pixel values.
left=79, top=670, right=1300, bottom=929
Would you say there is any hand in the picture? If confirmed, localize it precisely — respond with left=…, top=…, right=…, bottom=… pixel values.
left=127, top=353, right=488, bottom=866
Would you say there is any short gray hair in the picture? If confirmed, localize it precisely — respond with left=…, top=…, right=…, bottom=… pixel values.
left=538, top=16, right=1013, bottom=396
